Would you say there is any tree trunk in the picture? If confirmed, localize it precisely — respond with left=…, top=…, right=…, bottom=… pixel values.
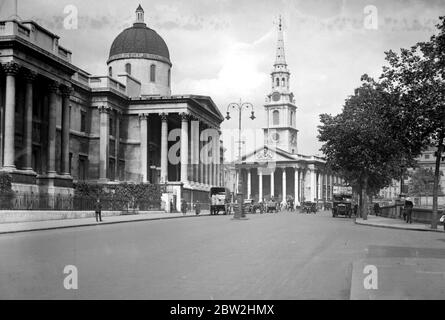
left=362, top=176, right=368, bottom=220
left=432, top=134, right=444, bottom=229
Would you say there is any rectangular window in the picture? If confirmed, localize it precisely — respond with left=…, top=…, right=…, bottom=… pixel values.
left=69, top=152, right=73, bottom=174
left=109, top=116, right=114, bottom=136
left=425, top=154, right=430, bottom=160
left=78, top=156, right=88, bottom=181
left=119, top=160, right=125, bottom=181
left=109, top=158, right=115, bottom=181
left=80, top=111, right=86, bottom=133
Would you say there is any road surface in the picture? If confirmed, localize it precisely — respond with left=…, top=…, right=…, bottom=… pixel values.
left=0, top=211, right=444, bottom=299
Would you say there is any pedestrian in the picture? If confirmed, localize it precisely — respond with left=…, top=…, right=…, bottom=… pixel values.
left=404, top=197, right=414, bottom=224
left=94, top=198, right=103, bottom=222
left=181, top=199, right=188, bottom=215
left=373, top=202, right=380, bottom=216
left=194, top=200, right=201, bottom=215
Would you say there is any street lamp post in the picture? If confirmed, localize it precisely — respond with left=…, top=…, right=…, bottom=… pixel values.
left=226, top=100, right=256, bottom=219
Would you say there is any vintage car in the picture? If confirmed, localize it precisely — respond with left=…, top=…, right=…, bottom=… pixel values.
left=243, top=199, right=264, bottom=214
left=301, top=201, right=317, bottom=214
left=332, top=195, right=352, bottom=217
left=265, top=199, right=279, bottom=213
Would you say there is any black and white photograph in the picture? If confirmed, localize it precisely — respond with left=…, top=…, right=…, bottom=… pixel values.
left=0, top=0, right=444, bottom=306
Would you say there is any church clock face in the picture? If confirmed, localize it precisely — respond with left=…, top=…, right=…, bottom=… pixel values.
left=272, top=91, right=280, bottom=102
left=270, top=132, right=280, bottom=143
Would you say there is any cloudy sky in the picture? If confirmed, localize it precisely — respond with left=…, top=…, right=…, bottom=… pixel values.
left=1, top=0, right=444, bottom=161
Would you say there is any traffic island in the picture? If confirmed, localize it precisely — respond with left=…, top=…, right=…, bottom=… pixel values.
left=355, top=215, right=444, bottom=233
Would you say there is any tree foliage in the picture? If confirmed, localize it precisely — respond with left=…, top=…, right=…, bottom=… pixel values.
left=380, top=16, right=445, bottom=228
left=318, top=76, right=419, bottom=219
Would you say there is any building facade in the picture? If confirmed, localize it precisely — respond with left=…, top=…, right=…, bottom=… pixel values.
left=235, top=18, right=344, bottom=206
left=0, top=6, right=224, bottom=211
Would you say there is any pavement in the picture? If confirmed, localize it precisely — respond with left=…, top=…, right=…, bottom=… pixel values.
left=0, top=210, right=211, bottom=234
left=1, top=210, right=444, bottom=300
left=355, top=215, right=445, bottom=233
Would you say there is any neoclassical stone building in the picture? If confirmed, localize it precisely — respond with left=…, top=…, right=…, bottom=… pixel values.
left=0, top=5, right=224, bottom=210
left=236, top=19, right=344, bottom=206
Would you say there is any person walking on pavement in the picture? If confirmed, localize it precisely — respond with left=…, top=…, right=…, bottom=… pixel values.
left=94, top=198, right=103, bottom=222
left=194, top=200, right=201, bottom=215
left=404, top=197, right=414, bottom=224
left=181, top=199, right=188, bottom=216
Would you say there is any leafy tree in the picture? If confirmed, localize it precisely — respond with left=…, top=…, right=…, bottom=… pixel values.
left=380, top=16, right=445, bottom=228
left=318, top=76, right=418, bottom=219
left=408, top=167, right=444, bottom=205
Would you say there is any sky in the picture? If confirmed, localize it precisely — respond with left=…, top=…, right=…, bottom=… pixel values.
left=1, top=0, right=444, bottom=161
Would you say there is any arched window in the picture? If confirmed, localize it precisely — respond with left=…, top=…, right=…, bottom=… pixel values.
left=108, top=66, right=113, bottom=77
left=282, top=78, right=285, bottom=87
left=125, top=63, right=131, bottom=75
left=150, top=64, right=156, bottom=82
left=272, top=110, right=280, bottom=126
left=276, top=78, right=279, bottom=87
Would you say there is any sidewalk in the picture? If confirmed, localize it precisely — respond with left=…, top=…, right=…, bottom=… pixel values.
left=0, top=211, right=211, bottom=235
left=355, top=215, right=444, bottom=233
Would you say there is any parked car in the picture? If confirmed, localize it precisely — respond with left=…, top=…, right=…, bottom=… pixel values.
left=301, top=201, right=317, bottom=214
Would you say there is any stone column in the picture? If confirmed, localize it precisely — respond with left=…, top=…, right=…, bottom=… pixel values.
left=47, top=81, right=59, bottom=175
left=115, top=110, right=121, bottom=180
left=23, top=70, right=37, bottom=171
left=180, top=112, right=189, bottom=184
left=282, top=168, right=287, bottom=202
left=258, top=170, right=263, bottom=202
left=270, top=170, right=275, bottom=198
left=310, top=166, right=316, bottom=202
left=139, top=113, right=148, bottom=182
left=60, top=86, right=72, bottom=175
left=294, top=168, right=299, bottom=206
left=247, top=168, right=251, bottom=199
left=98, top=105, right=110, bottom=181
left=2, top=62, right=20, bottom=170
left=199, top=123, right=204, bottom=184
left=317, top=171, right=322, bottom=202
left=190, top=117, right=199, bottom=184
left=214, top=131, right=220, bottom=187
left=160, top=113, right=168, bottom=183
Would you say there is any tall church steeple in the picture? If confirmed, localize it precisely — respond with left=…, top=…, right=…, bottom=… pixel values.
left=263, top=15, right=298, bottom=154
left=271, top=15, right=290, bottom=93
left=275, top=16, right=286, bottom=66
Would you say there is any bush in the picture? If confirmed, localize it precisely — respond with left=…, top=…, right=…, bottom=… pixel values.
left=0, top=172, right=14, bottom=209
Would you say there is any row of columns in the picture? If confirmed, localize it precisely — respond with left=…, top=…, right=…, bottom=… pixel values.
left=244, top=166, right=341, bottom=204
left=137, top=112, right=222, bottom=186
left=1, top=61, right=72, bottom=176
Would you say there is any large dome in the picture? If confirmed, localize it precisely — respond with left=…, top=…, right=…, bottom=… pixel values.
left=108, top=22, right=170, bottom=63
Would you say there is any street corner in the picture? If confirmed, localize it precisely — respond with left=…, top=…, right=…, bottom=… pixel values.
left=350, top=257, right=445, bottom=300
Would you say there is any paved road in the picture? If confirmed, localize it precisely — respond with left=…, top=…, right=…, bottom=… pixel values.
left=0, top=211, right=444, bottom=299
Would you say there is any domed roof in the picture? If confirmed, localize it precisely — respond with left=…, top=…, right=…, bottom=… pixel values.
left=108, top=6, right=170, bottom=64
left=109, top=24, right=170, bottom=62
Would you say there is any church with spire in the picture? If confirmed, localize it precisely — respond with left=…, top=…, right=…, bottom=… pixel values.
left=237, top=17, right=344, bottom=207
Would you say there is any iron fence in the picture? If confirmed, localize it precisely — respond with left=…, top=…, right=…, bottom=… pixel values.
left=0, top=193, right=161, bottom=211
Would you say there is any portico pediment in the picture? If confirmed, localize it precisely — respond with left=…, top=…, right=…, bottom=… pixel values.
left=242, top=146, right=296, bottom=164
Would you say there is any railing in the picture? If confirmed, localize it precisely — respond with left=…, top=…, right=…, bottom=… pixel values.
left=0, top=193, right=161, bottom=211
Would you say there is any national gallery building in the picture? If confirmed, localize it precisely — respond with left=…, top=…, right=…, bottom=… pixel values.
left=0, top=6, right=224, bottom=210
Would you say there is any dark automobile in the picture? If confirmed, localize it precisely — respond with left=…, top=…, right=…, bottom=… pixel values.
left=243, top=199, right=264, bottom=214
left=332, top=194, right=352, bottom=217
left=301, top=201, right=317, bottom=214
left=265, top=199, right=279, bottom=213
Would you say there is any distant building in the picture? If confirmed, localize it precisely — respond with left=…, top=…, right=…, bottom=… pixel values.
left=0, top=6, right=224, bottom=210
left=233, top=17, right=344, bottom=206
